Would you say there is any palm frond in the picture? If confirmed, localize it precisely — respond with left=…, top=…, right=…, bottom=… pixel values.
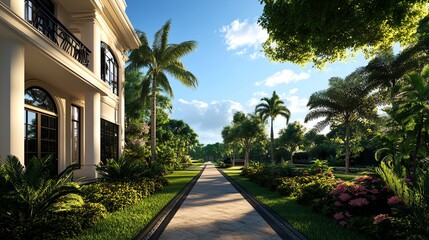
left=127, top=31, right=152, bottom=71
left=153, top=20, right=171, bottom=52
left=157, top=72, right=174, bottom=97
left=164, top=63, right=198, bottom=88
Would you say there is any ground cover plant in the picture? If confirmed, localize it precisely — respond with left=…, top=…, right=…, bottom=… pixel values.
left=236, top=159, right=429, bottom=239
left=73, top=169, right=201, bottom=240
left=0, top=153, right=201, bottom=240
left=0, top=155, right=104, bottom=240
left=222, top=167, right=368, bottom=240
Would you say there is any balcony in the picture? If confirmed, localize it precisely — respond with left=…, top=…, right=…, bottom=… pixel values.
left=24, top=0, right=91, bottom=67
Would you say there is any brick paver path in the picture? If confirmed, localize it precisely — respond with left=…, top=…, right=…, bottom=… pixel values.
left=159, top=163, right=281, bottom=240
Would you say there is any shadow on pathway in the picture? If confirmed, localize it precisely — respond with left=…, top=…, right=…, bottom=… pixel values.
left=158, top=163, right=281, bottom=240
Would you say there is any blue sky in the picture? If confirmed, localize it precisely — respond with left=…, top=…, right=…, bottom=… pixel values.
left=125, top=0, right=369, bottom=145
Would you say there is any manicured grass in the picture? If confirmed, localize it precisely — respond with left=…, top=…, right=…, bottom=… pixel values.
left=334, top=172, right=360, bottom=181
left=73, top=169, right=201, bottom=240
left=190, top=159, right=206, bottom=167
left=222, top=168, right=369, bottom=240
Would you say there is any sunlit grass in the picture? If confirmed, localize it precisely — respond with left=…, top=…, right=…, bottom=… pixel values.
left=72, top=170, right=200, bottom=240
left=222, top=168, right=369, bottom=240
left=334, top=172, right=360, bottom=182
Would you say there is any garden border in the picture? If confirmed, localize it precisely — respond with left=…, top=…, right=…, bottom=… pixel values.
left=219, top=169, right=308, bottom=240
left=134, top=165, right=206, bottom=240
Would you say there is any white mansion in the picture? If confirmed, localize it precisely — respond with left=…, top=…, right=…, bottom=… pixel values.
left=0, top=0, right=140, bottom=178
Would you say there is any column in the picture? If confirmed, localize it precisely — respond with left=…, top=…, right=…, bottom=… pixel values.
left=75, top=91, right=100, bottom=179
left=118, top=56, right=125, bottom=156
left=0, top=38, right=25, bottom=163
left=79, top=13, right=100, bottom=76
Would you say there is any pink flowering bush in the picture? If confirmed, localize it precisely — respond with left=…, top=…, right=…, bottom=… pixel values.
left=328, top=175, right=393, bottom=227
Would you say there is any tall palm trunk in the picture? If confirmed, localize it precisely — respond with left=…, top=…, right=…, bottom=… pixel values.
left=244, top=141, right=250, bottom=169
left=270, top=117, right=274, bottom=162
left=345, top=121, right=351, bottom=174
left=150, top=74, right=157, bottom=162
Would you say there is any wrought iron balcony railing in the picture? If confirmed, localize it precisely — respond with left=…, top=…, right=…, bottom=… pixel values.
left=24, top=0, right=91, bottom=67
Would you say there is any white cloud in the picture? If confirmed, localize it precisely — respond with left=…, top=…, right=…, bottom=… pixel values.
left=256, top=69, right=311, bottom=87
left=172, top=99, right=244, bottom=144
left=247, top=97, right=260, bottom=108
left=252, top=91, right=268, bottom=97
left=289, top=88, right=299, bottom=94
left=285, top=95, right=308, bottom=113
left=178, top=99, right=208, bottom=112
left=220, top=19, right=268, bottom=59
left=235, top=49, right=247, bottom=56
left=250, top=51, right=264, bottom=60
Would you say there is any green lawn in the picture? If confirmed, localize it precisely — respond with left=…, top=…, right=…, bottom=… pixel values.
left=222, top=168, right=369, bottom=240
left=72, top=169, right=201, bottom=240
left=334, top=172, right=360, bottom=182
left=189, top=159, right=206, bottom=168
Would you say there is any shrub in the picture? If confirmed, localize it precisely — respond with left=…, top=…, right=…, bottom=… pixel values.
left=328, top=175, right=392, bottom=228
left=29, top=202, right=107, bottom=240
left=173, top=155, right=192, bottom=170
left=307, top=159, right=333, bottom=175
left=293, top=152, right=311, bottom=163
left=242, top=162, right=300, bottom=190
left=294, top=175, right=337, bottom=211
left=81, top=178, right=165, bottom=212
left=276, top=177, right=300, bottom=196
left=0, top=155, right=82, bottom=239
left=143, top=162, right=173, bottom=178
left=217, top=161, right=232, bottom=168
left=276, top=174, right=336, bottom=206
left=82, top=182, right=141, bottom=212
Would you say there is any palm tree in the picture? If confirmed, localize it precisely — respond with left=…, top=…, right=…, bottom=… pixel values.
left=255, top=91, right=290, bottom=162
left=228, top=113, right=266, bottom=168
left=305, top=69, right=377, bottom=173
left=128, top=20, right=198, bottom=162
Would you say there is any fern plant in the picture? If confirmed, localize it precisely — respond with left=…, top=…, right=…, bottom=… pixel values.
left=0, top=155, right=82, bottom=238
left=376, top=161, right=429, bottom=236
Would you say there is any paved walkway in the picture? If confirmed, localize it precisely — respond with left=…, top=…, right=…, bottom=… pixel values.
left=159, top=163, right=281, bottom=240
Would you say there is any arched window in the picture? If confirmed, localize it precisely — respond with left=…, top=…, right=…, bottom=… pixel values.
left=24, top=87, right=58, bottom=175
left=101, top=42, right=118, bottom=95
left=25, top=87, right=57, bottom=113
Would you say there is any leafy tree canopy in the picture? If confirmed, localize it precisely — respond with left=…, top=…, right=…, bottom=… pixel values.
left=258, top=0, right=428, bottom=67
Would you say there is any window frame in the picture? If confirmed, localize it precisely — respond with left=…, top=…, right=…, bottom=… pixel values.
left=71, top=105, right=81, bottom=167
left=100, top=119, right=119, bottom=163
left=24, top=87, right=58, bottom=174
left=100, top=42, right=119, bottom=95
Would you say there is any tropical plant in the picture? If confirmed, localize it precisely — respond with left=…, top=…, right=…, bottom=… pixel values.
left=255, top=91, right=291, bottom=162
left=375, top=65, right=429, bottom=180
left=277, top=121, right=305, bottom=162
left=226, top=112, right=266, bottom=168
left=222, top=125, right=242, bottom=164
left=376, top=161, right=429, bottom=236
left=127, top=20, right=198, bottom=162
left=305, top=69, right=378, bottom=173
left=308, top=159, right=333, bottom=175
left=0, top=155, right=82, bottom=238
left=95, top=156, right=147, bottom=182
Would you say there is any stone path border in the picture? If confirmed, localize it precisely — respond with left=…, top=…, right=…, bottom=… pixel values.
left=219, top=169, right=307, bottom=240
left=134, top=165, right=206, bottom=240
